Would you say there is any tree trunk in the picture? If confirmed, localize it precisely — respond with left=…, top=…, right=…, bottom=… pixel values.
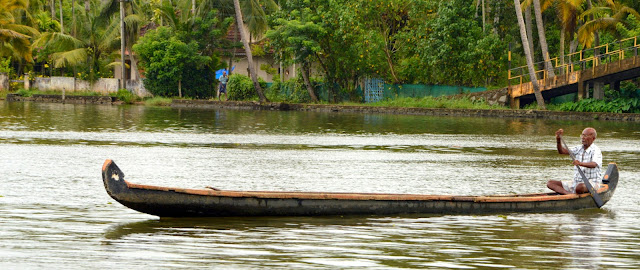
left=228, top=24, right=238, bottom=76
left=59, top=0, right=64, bottom=34
left=514, top=0, right=546, bottom=109
left=559, top=29, right=565, bottom=74
left=72, top=0, right=76, bottom=37
left=50, top=0, right=55, bottom=20
left=482, top=0, right=486, bottom=33
left=232, top=0, right=268, bottom=102
left=383, top=46, right=400, bottom=84
left=489, top=2, right=500, bottom=35
left=533, top=0, right=555, bottom=78
left=301, top=62, right=319, bottom=102
left=525, top=6, right=534, bottom=61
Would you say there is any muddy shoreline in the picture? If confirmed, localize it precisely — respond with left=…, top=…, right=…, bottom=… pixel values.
left=4, top=94, right=640, bottom=121
left=171, top=99, right=640, bottom=122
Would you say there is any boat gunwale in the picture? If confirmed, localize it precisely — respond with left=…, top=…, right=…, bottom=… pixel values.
left=124, top=181, right=609, bottom=203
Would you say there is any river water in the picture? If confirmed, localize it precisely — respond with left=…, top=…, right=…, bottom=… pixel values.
left=1, top=101, right=639, bottom=269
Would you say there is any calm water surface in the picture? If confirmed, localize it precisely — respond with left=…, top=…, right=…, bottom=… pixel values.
left=1, top=101, right=640, bottom=269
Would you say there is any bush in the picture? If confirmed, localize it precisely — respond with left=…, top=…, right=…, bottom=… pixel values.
left=265, top=75, right=318, bottom=103
left=15, top=88, right=32, bottom=97
left=226, top=74, right=267, bottom=100
left=145, top=97, right=172, bottom=106
left=111, top=89, right=140, bottom=104
left=0, top=57, right=11, bottom=74
left=558, top=98, right=640, bottom=113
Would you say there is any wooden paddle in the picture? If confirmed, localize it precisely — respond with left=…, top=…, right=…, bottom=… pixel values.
left=560, top=136, right=605, bottom=208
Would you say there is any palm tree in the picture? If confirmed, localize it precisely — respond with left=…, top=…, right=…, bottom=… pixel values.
left=555, top=0, right=584, bottom=67
left=101, top=0, right=151, bottom=82
left=242, top=0, right=278, bottom=41
left=233, top=0, right=267, bottom=102
left=515, top=0, right=546, bottom=109
left=0, top=0, right=39, bottom=63
left=32, top=0, right=120, bottom=82
left=532, top=0, right=555, bottom=77
left=578, top=0, right=640, bottom=48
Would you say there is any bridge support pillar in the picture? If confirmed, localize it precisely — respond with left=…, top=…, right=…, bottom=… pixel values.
left=578, top=81, right=585, bottom=100
left=593, top=81, right=605, bottom=100
left=611, top=81, right=621, bottom=92
left=510, top=97, right=520, bottom=109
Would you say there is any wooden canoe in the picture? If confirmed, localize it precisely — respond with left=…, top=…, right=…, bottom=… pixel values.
left=102, top=159, right=619, bottom=217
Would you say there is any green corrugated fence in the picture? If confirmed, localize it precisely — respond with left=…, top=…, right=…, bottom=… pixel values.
left=266, top=82, right=487, bottom=103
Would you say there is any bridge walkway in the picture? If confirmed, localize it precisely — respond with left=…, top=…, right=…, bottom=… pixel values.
left=508, top=36, right=640, bottom=108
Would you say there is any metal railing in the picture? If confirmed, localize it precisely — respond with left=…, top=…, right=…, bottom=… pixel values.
left=508, top=36, right=640, bottom=85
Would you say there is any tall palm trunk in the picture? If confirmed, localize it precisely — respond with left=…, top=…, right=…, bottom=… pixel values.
left=514, top=0, right=546, bottom=109
left=559, top=30, right=565, bottom=73
left=232, top=0, right=267, bottom=102
left=59, top=0, right=64, bottom=34
left=533, top=0, right=555, bottom=78
left=72, top=0, right=76, bottom=37
left=525, top=6, right=534, bottom=61
left=50, top=0, right=55, bottom=19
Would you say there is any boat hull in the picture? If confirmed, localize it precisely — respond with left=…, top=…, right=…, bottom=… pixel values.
left=102, top=160, right=619, bottom=217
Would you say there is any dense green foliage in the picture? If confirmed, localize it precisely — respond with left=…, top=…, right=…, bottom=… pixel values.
left=557, top=81, right=640, bottom=113
left=266, top=75, right=322, bottom=103
left=133, top=27, right=212, bottom=98
left=227, top=74, right=256, bottom=100
left=1, top=0, right=640, bottom=110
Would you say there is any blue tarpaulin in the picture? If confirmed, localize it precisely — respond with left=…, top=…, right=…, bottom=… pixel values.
left=215, top=66, right=235, bottom=79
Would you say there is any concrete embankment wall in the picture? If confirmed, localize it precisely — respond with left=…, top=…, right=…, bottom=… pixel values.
left=171, top=99, right=640, bottom=122
left=32, top=77, right=149, bottom=97
left=0, top=72, right=8, bottom=91
left=6, top=94, right=117, bottom=104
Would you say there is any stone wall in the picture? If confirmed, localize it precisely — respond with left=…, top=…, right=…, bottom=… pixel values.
left=171, top=99, right=640, bottom=122
left=31, top=77, right=149, bottom=96
left=6, top=94, right=117, bottom=104
left=0, top=72, right=8, bottom=91
left=464, top=87, right=510, bottom=107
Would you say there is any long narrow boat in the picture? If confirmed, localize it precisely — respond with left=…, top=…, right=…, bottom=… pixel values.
left=102, top=159, right=619, bottom=217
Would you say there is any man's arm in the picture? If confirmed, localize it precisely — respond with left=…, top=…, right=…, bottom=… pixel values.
left=556, top=129, right=569, bottom=155
left=573, top=160, right=597, bottom=168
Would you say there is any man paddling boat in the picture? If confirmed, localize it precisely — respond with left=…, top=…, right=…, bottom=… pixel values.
left=547, top=128, right=603, bottom=195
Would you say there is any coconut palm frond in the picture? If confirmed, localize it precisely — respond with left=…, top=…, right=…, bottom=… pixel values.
left=520, top=0, right=533, bottom=10
left=4, top=36, right=33, bottom=62
left=105, top=61, right=130, bottom=69
left=0, top=28, right=30, bottom=40
left=262, top=0, right=280, bottom=13
left=580, top=7, right=612, bottom=20
left=124, top=14, right=145, bottom=28
left=0, top=11, right=17, bottom=24
left=32, top=31, right=83, bottom=52
left=51, top=48, right=88, bottom=68
left=613, top=7, right=640, bottom=21
left=578, top=17, right=619, bottom=48
left=556, top=0, right=581, bottom=35
left=5, top=23, right=39, bottom=36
